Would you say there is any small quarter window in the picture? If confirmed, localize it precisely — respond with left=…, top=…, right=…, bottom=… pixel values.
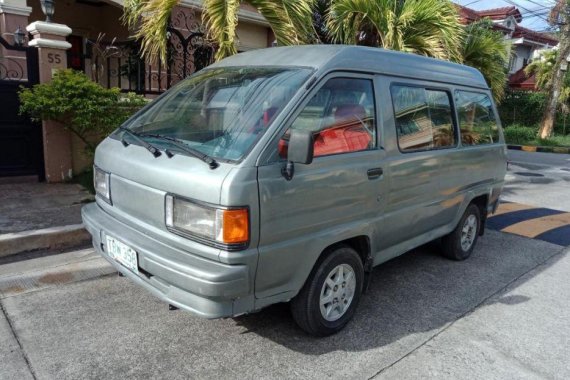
left=391, top=85, right=456, bottom=152
left=455, top=91, right=499, bottom=145
left=280, top=77, right=376, bottom=158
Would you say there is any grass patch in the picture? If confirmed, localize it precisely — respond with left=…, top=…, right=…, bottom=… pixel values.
left=73, top=169, right=94, bottom=194
left=503, top=124, right=570, bottom=148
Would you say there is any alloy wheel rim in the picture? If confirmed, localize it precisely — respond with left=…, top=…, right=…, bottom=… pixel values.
left=461, top=214, right=478, bottom=251
left=319, top=263, right=356, bottom=322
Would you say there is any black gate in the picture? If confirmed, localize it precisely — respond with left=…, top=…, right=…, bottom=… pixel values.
left=83, top=7, right=214, bottom=96
left=0, top=36, right=42, bottom=179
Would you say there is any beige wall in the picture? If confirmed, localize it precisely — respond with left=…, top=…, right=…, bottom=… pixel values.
left=28, top=0, right=128, bottom=41
left=236, top=21, right=270, bottom=51
left=0, top=12, right=28, bottom=80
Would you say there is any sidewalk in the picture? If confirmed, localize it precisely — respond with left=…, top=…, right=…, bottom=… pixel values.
left=0, top=182, right=94, bottom=257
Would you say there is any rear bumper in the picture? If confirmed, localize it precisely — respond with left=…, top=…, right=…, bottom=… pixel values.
left=81, top=203, right=254, bottom=318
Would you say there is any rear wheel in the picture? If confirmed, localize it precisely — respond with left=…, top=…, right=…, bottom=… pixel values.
left=441, top=204, right=481, bottom=261
left=291, top=245, right=364, bottom=336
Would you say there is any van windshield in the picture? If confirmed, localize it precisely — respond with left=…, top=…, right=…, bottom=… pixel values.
left=123, top=67, right=312, bottom=161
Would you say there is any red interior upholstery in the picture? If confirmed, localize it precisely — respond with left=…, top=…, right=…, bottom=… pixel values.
left=314, top=104, right=371, bottom=156
left=278, top=104, right=372, bottom=159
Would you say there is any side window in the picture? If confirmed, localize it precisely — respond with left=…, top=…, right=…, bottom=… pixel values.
left=279, top=77, right=376, bottom=158
left=455, top=91, right=499, bottom=145
left=391, top=85, right=455, bottom=152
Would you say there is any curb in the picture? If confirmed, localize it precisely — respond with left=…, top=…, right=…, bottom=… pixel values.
left=0, top=249, right=115, bottom=298
left=507, top=144, right=570, bottom=154
left=0, top=224, right=90, bottom=258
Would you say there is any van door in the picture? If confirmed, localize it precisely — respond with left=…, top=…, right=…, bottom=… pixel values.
left=255, top=74, right=387, bottom=300
left=377, top=82, right=460, bottom=256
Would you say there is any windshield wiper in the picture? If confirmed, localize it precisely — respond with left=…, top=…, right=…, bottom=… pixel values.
left=139, top=133, right=219, bottom=169
left=119, top=127, right=162, bottom=158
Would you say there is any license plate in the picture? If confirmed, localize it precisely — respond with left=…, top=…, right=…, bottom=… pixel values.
left=105, top=235, right=138, bottom=273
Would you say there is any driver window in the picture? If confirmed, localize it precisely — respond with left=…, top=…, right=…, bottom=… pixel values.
left=279, top=77, right=376, bottom=159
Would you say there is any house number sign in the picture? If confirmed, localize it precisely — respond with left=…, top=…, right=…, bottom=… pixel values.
left=47, top=53, right=62, bottom=64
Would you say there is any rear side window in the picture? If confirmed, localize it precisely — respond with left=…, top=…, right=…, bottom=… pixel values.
left=280, top=77, right=376, bottom=158
left=391, top=85, right=456, bottom=152
left=455, top=91, right=499, bottom=145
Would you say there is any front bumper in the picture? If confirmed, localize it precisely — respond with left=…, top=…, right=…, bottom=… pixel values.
left=81, top=203, right=254, bottom=318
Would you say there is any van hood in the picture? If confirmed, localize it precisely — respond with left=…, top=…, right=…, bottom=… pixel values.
left=94, top=137, right=234, bottom=231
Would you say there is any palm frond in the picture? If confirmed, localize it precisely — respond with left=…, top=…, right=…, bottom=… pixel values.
left=277, top=0, right=318, bottom=44
left=462, top=20, right=510, bottom=102
left=247, top=0, right=302, bottom=47
left=326, top=0, right=386, bottom=45
left=326, top=0, right=462, bottom=61
left=123, top=0, right=179, bottom=64
left=203, top=0, right=241, bottom=60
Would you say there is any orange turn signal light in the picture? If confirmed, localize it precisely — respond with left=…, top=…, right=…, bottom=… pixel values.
left=221, top=208, right=249, bottom=244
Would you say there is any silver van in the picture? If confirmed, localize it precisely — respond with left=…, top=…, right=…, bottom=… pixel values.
left=82, top=46, right=507, bottom=336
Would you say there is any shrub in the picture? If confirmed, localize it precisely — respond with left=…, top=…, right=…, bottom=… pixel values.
left=498, top=90, right=546, bottom=127
left=503, top=124, right=537, bottom=145
left=537, top=135, right=570, bottom=147
left=498, top=89, right=570, bottom=136
left=19, top=69, right=147, bottom=154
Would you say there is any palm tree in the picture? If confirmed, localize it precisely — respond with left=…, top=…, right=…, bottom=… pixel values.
left=123, top=0, right=316, bottom=63
left=461, top=20, right=509, bottom=102
left=526, top=49, right=570, bottom=124
left=536, top=0, right=570, bottom=138
left=326, top=0, right=463, bottom=62
left=524, top=50, right=565, bottom=91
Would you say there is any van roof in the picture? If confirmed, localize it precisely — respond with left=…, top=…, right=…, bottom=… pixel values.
left=210, top=45, right=489, bottom=90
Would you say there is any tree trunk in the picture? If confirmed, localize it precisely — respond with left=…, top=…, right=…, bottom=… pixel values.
left=539, top=22, right=570, bottom=139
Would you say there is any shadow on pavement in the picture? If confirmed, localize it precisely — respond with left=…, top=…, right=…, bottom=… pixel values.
left=232, top=231, right=564, bottom=355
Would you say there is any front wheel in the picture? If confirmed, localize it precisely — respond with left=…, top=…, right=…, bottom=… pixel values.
left=290, top=245, right=364, bottom=336
left=441, top=203, right=481, bottom=261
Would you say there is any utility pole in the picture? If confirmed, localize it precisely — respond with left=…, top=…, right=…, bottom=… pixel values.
left=539, top=0, right=570, bottom=139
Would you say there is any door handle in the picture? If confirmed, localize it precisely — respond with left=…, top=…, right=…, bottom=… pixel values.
left=367, top=168, right=383, bottom=179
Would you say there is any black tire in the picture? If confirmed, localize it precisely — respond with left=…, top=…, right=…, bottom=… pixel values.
left=441, top=203, right=481, bottom=261
left=290, top=245, right=364, bottom=336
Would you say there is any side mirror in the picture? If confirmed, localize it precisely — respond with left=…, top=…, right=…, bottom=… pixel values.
left=282, top=129, right=314, bottom=181
left=288, top=129, right=314, bottom=164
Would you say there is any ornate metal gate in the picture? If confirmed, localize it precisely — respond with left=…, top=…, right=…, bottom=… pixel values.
left=86, top=7, right=214, bottom=96
left=0, top=36, right=42, bottom=179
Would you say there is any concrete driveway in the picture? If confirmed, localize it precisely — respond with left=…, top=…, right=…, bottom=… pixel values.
left=1, top=150, right=569, bottom=379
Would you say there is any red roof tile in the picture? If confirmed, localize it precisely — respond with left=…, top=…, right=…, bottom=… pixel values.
left=509, top=67, right=538, bottom=91
left=477, top=6, right=522, bottom=22
left=513, top=25, right=558, bottom=45
left=455, top=4, right=481, bottom=24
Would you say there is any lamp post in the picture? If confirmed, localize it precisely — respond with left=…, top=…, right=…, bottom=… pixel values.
left=13, top=26, right=26, bottom=47
left=40, top=0, right=55, bottom=23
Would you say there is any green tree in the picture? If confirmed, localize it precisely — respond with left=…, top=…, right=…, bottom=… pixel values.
left=526, top=49, right=570, bottom=125
left=123, top=0, right=316, bottom=63
left=19, top=69, right=147, bottom=154
left=462, top=20, right=510, bottom=102
left=536, top=0, right=570, bottom=138
left=325, top=0, right=463, bottom=61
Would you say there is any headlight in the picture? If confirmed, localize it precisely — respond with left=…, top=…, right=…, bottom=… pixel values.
left=94, top=166, right=111, bottom=203
left=165, top=195, right=249, bottom=249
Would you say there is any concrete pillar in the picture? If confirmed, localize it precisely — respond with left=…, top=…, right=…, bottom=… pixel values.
left=0, top=0, right=31, bottom=33
left=26, top=21, right=72, bottom=183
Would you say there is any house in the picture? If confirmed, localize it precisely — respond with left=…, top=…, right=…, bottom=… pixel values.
left=0, top=0, right=273, bottom=181
left=456, top=4, right=558, bottom=90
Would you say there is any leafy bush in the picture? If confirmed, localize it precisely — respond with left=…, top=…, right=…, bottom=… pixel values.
left=503, top=124, right=538, bottom=145
left=499, top=89, right=570, bottom=136
left=19, top=69, right=147, bottom=154
left=536, top=135, right=570, bottom=147
left=498, top=90, right=546, bottom=127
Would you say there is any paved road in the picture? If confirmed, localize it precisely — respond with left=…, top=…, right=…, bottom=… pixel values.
left=508, top=150, right=570, bottom=168
left=1, top=150, right=569, bottom=380
left=505, top=151, right=570, bottom=212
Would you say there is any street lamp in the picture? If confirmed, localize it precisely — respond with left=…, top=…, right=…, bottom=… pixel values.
left=40, top=0, right=55, bottom=23
left=13, top=26, right=25, bottom=47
